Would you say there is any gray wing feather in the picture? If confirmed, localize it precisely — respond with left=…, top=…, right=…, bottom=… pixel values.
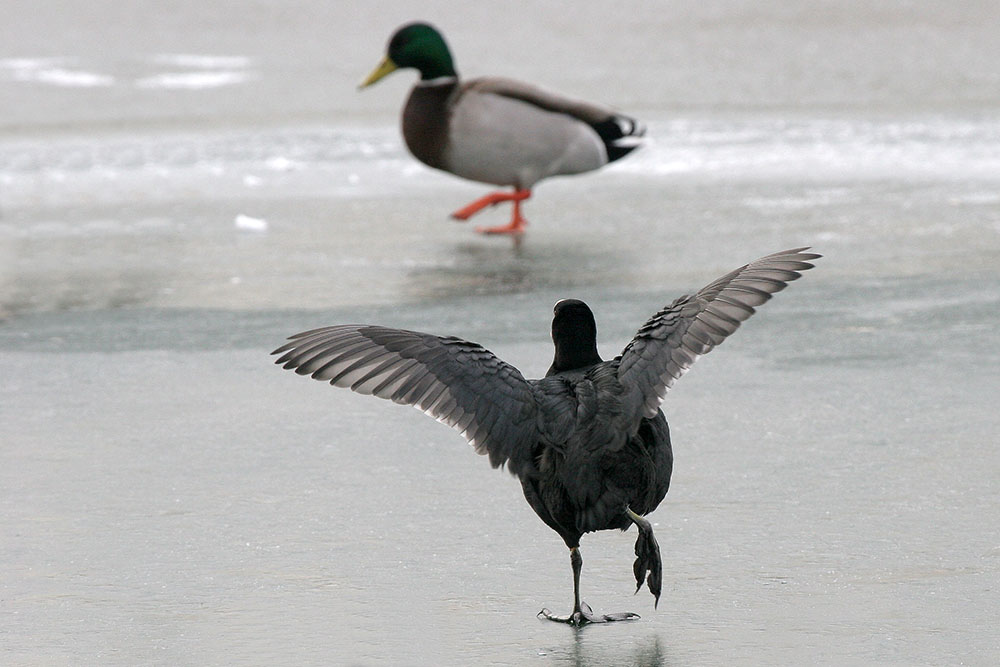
left=272, top=325, right=539, bottom=474
left=618, top=248, right=820, bottom=420
left=463, top=77, right=614, bottom=125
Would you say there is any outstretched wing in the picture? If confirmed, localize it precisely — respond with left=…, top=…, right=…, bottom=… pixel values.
left=272, top=325, right=540, bottom=474
left=617, top=248, right=820, bottom=420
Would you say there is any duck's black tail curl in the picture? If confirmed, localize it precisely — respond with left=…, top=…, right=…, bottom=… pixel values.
left=592, top=114, right=646, bottom=163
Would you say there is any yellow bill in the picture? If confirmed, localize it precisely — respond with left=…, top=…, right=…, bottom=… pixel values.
left=359, top=56, right=399, bottom=89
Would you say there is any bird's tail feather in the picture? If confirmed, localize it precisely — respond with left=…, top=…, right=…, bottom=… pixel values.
left=592, top=115, right=646, bottom=163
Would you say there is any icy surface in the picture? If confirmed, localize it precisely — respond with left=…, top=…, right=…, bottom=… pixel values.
left=1, top=1, right=999, bottom=665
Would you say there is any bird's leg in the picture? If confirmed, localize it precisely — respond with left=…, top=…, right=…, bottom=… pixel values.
left=475, top=191, right=530, bottom=235
left=627, top=507, right=662, bottom=607
left=450, top=191, right=514, bottom=219
left=451, top=189, right=531, bottom=235
left=537, top=546, right=641, bottom=627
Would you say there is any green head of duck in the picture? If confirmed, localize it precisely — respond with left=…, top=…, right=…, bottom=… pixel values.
left=360, top=22, right=457, bottom=88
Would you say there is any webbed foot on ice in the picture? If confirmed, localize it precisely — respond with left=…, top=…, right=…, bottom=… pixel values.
left=537, top=601, right=640, bottom=627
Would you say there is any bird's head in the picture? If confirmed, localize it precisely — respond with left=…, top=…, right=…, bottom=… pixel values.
left=360, top=22, right=457, bottom=88
left=548, top=299, right=603, bottom=375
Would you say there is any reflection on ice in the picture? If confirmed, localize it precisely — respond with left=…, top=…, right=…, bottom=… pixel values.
left=135, top=70, right=254, bottom=90
left=0, top=57, right=115, bottom=87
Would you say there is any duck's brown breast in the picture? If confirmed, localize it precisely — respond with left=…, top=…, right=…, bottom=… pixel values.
left=401, top=81, right=457, bottom=170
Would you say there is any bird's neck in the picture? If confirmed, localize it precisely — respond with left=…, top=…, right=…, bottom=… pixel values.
left=416, top=51, right=457, bottom=81
left=548, top=338, right=602, bottom=376
left=415, top=75, right=459, bottom=87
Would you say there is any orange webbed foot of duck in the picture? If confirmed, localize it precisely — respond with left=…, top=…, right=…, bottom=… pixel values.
left=451, top=190, right=531, bottom=234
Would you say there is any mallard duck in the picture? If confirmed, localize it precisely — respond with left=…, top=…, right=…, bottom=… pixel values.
left=272, top=248, right=820, bottom=624
left=359, top=22, right=646, bottom=235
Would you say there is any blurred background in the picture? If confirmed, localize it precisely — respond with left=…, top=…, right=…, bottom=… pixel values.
left=3, top=0, right=998, bottom=314
left=2, top=1, right=998, bottom=665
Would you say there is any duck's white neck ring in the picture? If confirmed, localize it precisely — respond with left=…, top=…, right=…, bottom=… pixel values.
left=417, top=76, right=458, bottom=87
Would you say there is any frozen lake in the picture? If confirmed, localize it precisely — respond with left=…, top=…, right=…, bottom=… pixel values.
left=2, top=1, right=999, bottom=665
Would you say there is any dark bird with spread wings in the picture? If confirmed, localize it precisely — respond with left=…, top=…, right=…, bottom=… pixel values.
left=271, top=248, right=819, bottom=626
